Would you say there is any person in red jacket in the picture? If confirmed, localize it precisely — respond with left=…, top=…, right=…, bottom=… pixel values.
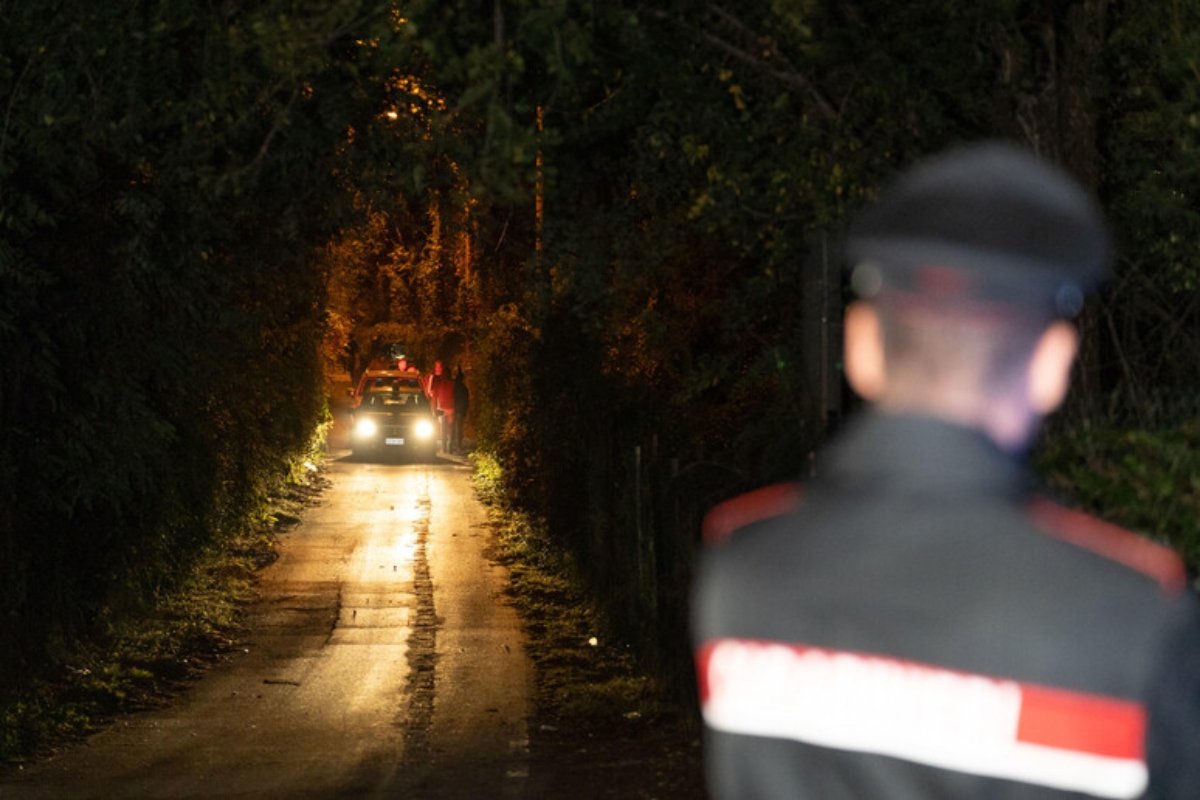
left=425, top=360, right=455, bottom=453
left=692, top=142, right=1200, bottom=799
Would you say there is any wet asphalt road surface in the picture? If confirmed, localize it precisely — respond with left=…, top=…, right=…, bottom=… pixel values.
left=1, top=406, right=533, bottom=799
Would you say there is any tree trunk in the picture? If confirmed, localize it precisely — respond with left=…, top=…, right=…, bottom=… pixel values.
left=1012, top=0, right=1110, bottom=413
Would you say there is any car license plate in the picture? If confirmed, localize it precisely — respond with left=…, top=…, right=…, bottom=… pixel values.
left=385, top=437, right=405, bottom=445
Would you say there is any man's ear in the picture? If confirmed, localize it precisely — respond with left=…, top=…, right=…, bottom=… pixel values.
left=844, top=302, right=886, bottom=401
left=1028, top=321, right=1078, bottom=414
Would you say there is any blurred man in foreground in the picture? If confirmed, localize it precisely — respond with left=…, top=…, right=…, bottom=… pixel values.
left=692, top=142, right=1200, bottom=799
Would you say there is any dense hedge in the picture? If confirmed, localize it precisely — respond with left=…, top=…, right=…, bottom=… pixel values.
left=1036, top=420, right=1200, bottom=572
left=0, top=0, right=423, bottom=687
left=392, top=1, right=1200, bottom=676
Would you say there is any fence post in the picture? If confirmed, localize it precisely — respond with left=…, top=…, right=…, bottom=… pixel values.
left=634, top=444, right=643, bottom=615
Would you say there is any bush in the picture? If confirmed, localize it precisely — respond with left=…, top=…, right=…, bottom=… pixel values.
left=1034, top=420, right=1200, bottom=571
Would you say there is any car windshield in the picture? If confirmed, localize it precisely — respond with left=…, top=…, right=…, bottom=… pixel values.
left=364, top=376, right=421, bottom=391
left=364, top=390, right=427, bottom=409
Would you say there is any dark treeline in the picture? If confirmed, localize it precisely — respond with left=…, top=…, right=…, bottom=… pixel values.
left=4, top=0, right=1200, bottom=698
left=389, top=0, right=1200, bottom=685
left=0, top=1, right=434, bottom=687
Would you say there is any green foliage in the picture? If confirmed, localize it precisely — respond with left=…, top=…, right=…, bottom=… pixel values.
left=380, top=0, right=1200, bottom=693
left=470, top=450, right=507, bottom=507
left=1035, top=421, right=1200, bottom=571
left=0, top=0, right=418, bottom=686
left=483, top=473, right=678, bottom=726
left=1099, top=1, right=1200, bottom=391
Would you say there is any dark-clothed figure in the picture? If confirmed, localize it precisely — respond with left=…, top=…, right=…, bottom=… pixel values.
left=692, top=142, right=1200, bottom=799
left=452, top=367, right=469, bottom=454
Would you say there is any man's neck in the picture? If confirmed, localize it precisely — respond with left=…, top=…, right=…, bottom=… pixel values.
left=875, top=386, right=1038, bottom=453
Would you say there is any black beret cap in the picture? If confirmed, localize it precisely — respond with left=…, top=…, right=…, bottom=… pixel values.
left=845, top=141, right=1113, bottom=316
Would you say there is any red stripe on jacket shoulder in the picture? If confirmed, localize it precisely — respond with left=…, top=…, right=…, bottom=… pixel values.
left=1029, top=498, right=1187, bottom=594
left=702, top=482, right=804, bottom=546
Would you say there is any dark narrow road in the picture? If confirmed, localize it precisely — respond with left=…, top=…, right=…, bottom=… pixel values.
left=0, top=390, right=532, bottom=799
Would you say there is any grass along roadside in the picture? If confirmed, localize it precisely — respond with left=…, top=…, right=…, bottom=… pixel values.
left=0, top=470, right=329, bottom=768
left=3, top=450, right=706, bottom=797
left=473, top=451, right=707, bottom=799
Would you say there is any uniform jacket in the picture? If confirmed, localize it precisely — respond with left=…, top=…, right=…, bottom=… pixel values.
left=427, top=372, right=455, bottom=413
left=692, top=413, right=1200, bottom=799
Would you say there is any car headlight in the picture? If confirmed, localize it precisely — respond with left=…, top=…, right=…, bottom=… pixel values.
left=354, top=418, right=378, bottom=437
left=414, top=419, right=435, bottom=439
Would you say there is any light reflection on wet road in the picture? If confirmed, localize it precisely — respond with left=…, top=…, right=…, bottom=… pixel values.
left=1, top=452, right=533, bottom=799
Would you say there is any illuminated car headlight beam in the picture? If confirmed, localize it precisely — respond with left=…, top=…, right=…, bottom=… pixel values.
left=354, top=418, right=378, bottom=437
left=414, top=420, right=435, bottom=439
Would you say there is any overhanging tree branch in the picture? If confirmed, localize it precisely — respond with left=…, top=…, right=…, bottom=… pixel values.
left=651, top=5, right=839, bottom=123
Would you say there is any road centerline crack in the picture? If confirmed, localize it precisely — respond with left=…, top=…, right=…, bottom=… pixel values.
left=401, top=483, right=438, bottom=759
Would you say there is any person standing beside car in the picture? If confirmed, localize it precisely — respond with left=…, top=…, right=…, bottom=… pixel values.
left=452, top=367, right=469, bottom=454
left=692, top=142, right=1200, bottom=799
left=425, top=360, right=455, bottom=453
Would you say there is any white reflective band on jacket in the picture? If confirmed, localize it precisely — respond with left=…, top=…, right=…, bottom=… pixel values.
left=698, top=639, right=1148, bottom=799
